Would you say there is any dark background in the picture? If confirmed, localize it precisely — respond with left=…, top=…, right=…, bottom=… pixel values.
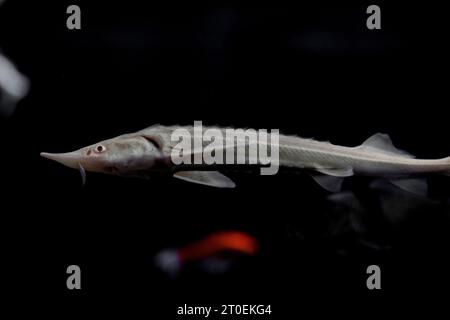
left=2, top=1, right=449, bottom=318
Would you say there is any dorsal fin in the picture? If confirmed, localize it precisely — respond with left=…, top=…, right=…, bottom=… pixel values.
left=358, top=133, right=415, bottom=159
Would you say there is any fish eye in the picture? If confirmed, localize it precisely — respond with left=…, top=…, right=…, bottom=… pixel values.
left=95, top=144, right=106, bottom=153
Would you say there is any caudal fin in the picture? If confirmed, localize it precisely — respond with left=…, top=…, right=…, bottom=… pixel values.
left=445, top=157, right=450, bottom=176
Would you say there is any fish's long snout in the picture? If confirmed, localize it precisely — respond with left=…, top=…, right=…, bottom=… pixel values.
left=40, top=151, right=84, bottom=169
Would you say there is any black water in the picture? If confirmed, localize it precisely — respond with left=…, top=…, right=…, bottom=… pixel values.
left=2, top=1, right=449, bottom=318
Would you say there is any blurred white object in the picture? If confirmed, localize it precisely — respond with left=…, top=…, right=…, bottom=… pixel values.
left=154, top=249, right=181, bottom=278
left=0, top=52, right=29, bottom=117
left=1, top=0, right=28, bottom=116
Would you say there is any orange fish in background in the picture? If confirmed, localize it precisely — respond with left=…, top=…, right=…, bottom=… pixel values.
left=154, top=231, right=259, bottom=276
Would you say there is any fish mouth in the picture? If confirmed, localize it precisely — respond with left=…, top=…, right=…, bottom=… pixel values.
left=40, top=151, right=84, bottom=170
left=104, top=165, right=120, bottom=174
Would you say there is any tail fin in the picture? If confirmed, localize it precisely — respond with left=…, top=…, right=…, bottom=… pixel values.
left=445, top=157, right=450, bottom=176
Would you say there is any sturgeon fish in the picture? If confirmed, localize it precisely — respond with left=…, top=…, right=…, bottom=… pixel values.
left=40, top=124, right=450, bottom=193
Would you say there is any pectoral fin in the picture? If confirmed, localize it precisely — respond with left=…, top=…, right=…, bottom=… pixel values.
left=173, top=171, right=236, bottom=188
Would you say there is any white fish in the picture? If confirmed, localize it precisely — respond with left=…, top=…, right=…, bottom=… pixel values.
left=40, top=125, right=450, bottom=193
